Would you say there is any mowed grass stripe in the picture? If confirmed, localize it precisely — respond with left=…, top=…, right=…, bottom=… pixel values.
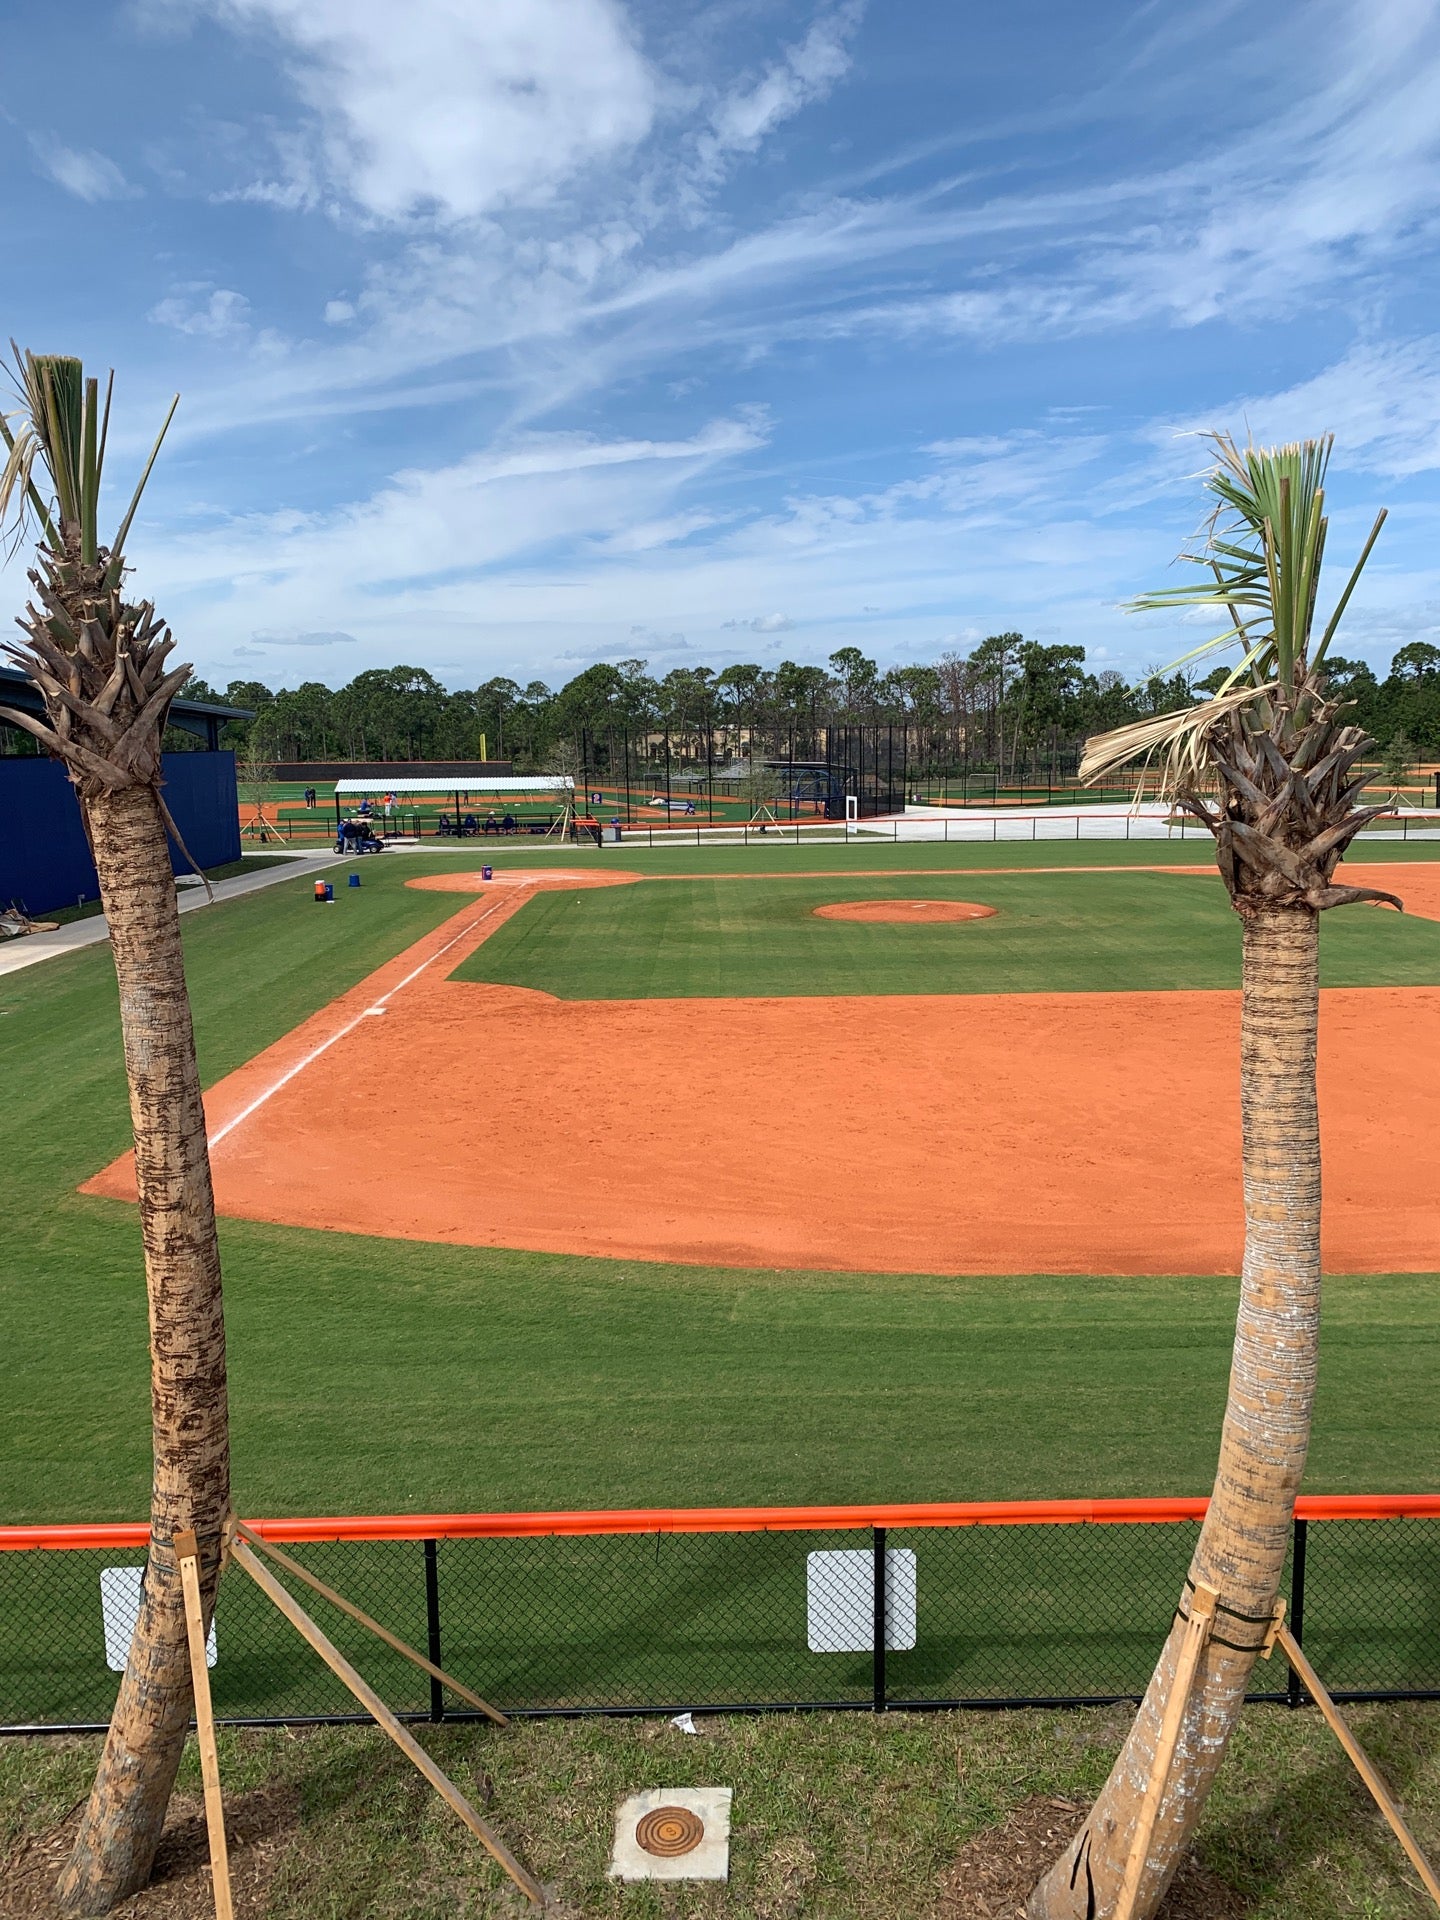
left=453, top=869, right=1440, bottom=998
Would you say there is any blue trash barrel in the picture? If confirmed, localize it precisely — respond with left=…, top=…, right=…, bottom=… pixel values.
left=349, top=872, right=361, bottom=888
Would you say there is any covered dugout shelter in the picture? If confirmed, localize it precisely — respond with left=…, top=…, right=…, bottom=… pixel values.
left=334, top=775, right=578, bottom=841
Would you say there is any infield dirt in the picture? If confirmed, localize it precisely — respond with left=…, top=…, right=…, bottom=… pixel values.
left=83, top=866, right=1440, bottom=1276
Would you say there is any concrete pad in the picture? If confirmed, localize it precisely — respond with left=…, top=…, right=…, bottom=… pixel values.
left=609, top=1786, right=732, bottom=1882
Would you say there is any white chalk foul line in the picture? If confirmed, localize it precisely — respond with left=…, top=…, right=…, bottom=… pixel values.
left=207, top=891, right=522, bottom=1151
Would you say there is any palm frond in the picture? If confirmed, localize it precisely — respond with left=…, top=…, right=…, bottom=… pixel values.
left=0, top=346, right=178, bottom=585
left=1079, top=683, right=1273, bottom=798
left=1124, top=431, right=1383, bottom=694
left=105, top=393, right=179, bottom=587
left=0, top=412, right=60, bottom=551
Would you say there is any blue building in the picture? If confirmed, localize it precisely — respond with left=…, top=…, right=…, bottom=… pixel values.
left=0, top=669, right=255, bottom=917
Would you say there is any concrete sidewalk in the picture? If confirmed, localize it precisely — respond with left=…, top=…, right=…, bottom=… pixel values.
left=0, top=849, right=347, bottom=979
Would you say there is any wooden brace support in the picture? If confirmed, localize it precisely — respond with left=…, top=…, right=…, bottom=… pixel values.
left=1265, top=1615, right=1440, bottom=1911
left=1113, top=1581, right=1218, bottom=1920
left=231, top=1520, right=507, bottom=1725
left=226, top=1537, right=546, bottom=1908
left=174, top=1528, right=233, bottom=1920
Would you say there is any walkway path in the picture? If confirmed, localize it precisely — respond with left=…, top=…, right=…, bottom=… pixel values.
left=0, top=850, right=346, bottom=979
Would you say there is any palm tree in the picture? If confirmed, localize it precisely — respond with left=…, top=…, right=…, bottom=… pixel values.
left=1027, top=435, right=1398, bottom=1918
left=0, top=351, right=230, bottom=1914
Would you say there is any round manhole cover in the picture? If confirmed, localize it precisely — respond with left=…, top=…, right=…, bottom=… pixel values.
left=636, top=1806, right=706, bottom=1857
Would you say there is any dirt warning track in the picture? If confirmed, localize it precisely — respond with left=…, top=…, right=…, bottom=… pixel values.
left=84, top=870, right=1440, bottom=1276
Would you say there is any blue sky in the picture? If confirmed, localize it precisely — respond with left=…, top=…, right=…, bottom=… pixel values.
left=6, top=0, right=1440, bottom=690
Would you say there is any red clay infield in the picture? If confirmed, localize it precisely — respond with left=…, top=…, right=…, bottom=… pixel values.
left=83, top=863, right=1440, bottom=1276
left=812, top=899, right=997, bottom=923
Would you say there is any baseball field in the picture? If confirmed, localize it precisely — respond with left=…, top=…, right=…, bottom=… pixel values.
left=4, top=835, right=1439, bottom=1527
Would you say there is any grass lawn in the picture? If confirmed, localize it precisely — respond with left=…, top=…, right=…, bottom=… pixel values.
left=2, top=845, right=1437, bottom=1526
left=454, top=868, right=1440, bottom=998
left=5, top=1702, right=1440, bottom=1916
left=1, top=842, right=1437, bottom=1730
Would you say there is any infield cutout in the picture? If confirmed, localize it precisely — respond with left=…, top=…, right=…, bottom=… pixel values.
left=812, top=899, right=997, bottom=923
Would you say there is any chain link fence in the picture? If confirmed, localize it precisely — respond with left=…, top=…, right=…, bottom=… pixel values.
left=3, top=1505, right=1438, bottom=1734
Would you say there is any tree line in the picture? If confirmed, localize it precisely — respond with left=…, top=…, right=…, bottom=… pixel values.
left=174, top=635, right=1440, bottom=775
left=174, top=640, right=1208, bottom=777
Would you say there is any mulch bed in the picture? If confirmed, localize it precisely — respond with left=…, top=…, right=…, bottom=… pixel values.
left=934, top=1795, right=1249, bottom=1919
left=1, top=1786, right=298, bottom=1919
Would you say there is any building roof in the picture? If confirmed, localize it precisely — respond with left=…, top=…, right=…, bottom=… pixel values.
left=334, top=775, right=574, bottom=796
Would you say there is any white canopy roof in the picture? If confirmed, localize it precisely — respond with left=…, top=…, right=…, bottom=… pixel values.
left=334, top=776, right=574, bottom=796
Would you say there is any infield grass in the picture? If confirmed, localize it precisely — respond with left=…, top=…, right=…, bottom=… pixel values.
left=454, top=867, right=1440, bottom=998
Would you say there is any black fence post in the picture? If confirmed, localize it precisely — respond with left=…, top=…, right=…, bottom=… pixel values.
left=1287, top=1518, right=1308, bottom=1708
left=872, top=1527, right=888, bottom=1712
left=424, top=1539, right=444, bottom=1723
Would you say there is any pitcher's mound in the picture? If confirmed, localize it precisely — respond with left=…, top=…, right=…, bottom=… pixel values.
left=812, top=899, right=996, bottom=923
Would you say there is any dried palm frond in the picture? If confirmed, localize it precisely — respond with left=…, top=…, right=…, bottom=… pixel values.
left=1079, top=683, right=1266, bottom=799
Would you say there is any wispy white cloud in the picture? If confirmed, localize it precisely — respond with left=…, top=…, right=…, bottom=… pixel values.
left=150, top=287, right=253, bottom=338
left=29, top=139, right=136, bottom=203
left=1158, top=339, right=1440, bottom=480
left=13, top=0, right=1440, bottom=691
left=144, top=414, right=769, bottom=608
left=136, top=331, right=1440, bottom=687
left=152, top=0, right=1440, bottom=457
left=697, top=3, right=861, bottom=176
left=249, top=628, right=358, bottom=647
left=724, top=611, right=795, bottom=632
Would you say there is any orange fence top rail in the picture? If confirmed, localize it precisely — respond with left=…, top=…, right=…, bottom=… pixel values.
left=2, top=1492, right=1438, bottom=1554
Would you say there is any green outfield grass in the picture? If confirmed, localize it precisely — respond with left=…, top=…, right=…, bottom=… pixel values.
left=454, top=867, right=1440, bottom=998
left=2, top=846, right=1437, bottom=1530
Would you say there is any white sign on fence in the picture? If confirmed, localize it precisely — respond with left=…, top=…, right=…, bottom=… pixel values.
left=805, top=1549, right=917, bottom=1654
left=100, top=1566, right=215, bottom=1672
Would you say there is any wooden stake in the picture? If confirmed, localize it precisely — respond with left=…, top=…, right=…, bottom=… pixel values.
left=174, top=1528, right=233, bottom=1920
left=233, top=1521, right=507, bottom=1725
left=1274, top=1623, right=1440, bottom=1911
left=227, top=1539, right=545, bottom=1908
left=1114, top=1582, right=1218, bottom=1920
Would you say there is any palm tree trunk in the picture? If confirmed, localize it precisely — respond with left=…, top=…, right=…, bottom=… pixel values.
left=1029, top=904, right=1321, bottom=1919
left=57, top=782, right=230, bottom=1915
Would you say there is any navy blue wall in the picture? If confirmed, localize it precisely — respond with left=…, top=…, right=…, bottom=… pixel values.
left=0, top=752, right=242, bottom=916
